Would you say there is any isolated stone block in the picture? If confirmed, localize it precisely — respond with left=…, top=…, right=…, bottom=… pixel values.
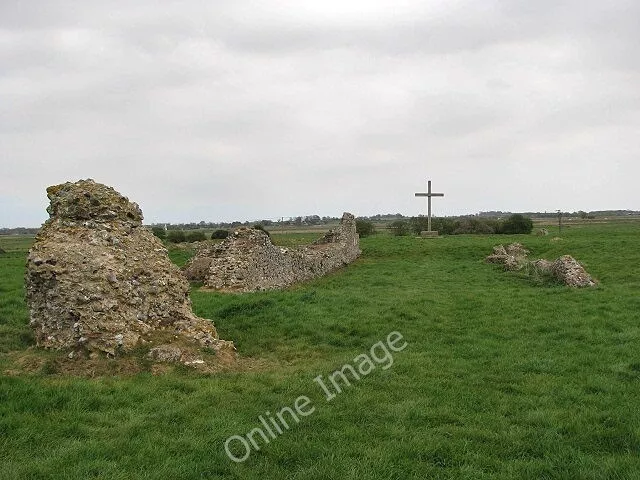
left=25, top=179, right=234, bottom=364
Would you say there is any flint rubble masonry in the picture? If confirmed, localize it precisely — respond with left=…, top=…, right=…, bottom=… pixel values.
left=183, top=213, right=361, bottom=292
left=485, top=243, right=596, bottom=287
left=25, top=179, right=235, bottom=364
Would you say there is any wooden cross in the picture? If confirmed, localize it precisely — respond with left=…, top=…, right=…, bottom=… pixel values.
left=415, top=180, right=444, bottom=232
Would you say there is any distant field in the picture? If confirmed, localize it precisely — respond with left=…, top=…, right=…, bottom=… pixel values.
left=0, top=235, right=34, bottom=253
left=1, top=222, right=639, bottom=479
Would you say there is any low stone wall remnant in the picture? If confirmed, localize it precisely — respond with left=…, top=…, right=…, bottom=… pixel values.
left=485, top=243, right=596, bottom=287
left=183, top=213, right=361, bottom=292
left=485, top=243, right=529, bottom=271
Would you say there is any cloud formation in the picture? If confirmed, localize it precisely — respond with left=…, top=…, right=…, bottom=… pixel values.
left=1, top=0, right=638, bottom=226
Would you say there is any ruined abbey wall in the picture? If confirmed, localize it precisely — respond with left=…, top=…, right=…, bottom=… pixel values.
left=183, top=213, right=360, bottom=292
left=25, top=179, right=234, bottom=366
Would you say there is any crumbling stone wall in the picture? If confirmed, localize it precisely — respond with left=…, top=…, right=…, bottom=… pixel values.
left=25, top=179, right=234, bottom=365
left=534, top=255, right=597, bottom=288
left=485, top=243, right=529, bottom=271
left=485, top=243, right=596, bottom=287
left=184, top=213, right=360, bottom=292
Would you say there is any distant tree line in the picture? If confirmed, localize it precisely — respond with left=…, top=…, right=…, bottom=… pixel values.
left=152, top=225, right=255, bottom=243
left=388, top=214, right=534, bottom=236
left=151, top=215, right=344, bottom=232
left=3, top=209, right=637, bottom=236
left=476, top=210, right=638, bottom=219
left=137, top=209, right=637, bottom=235
left=0, top=227, right=40, bottom=235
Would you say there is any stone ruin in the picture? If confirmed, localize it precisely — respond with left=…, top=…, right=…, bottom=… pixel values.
left=183, top=213, right=361, bottom=292
left=531, top=256, right=597, bottom=288
left=25, top=179, right=235, bottom=366
left=486, top=243, right=529, bottom=271
left=485, top=243, right=597, bottom=287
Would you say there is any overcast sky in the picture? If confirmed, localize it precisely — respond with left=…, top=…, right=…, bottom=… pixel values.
left=1, top=0, right=638, bottom=227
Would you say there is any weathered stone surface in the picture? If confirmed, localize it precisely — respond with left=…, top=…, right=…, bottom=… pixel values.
left=530, top=259, right=553, bottom=275
left=486, top=243, right=596, bottom=287
left=486, top=244, right=507, bottom=259
left=182, top=256, right=214, bottom=282
left=551, top=255, right=597, bottom=287
left=505, top=243, right=528, bottom=257
left=25, top=179, right=234, bottom=364
left=485, top=243, right=528, bottom=271
left=147, top=344, right=183, bottom=363
left=184, top=213, right=360, bottom=292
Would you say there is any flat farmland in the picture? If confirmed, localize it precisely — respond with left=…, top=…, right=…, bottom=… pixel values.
left=1, top=222, right=639, bottom=479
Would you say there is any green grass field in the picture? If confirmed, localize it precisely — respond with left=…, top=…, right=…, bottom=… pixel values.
left=1, top=223, right=639, bottom=479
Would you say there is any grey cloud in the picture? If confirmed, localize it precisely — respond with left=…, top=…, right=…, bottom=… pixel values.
left=1, top=0, right=638, bottom=227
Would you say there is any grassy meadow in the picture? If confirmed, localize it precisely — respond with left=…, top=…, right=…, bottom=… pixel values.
left=1, top=223, right=639, bottom=479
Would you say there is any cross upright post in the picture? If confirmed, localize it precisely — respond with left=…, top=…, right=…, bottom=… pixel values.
left=415, top=180, right=445, bottom=237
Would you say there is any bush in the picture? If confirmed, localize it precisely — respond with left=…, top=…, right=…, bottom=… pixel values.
left=409, top=217, right=456, bottom=235
left=186, top=231, right=206, bottom=242
left=452, top=217, right=496, bottom=235
left=167, top=230, right=186, bottom=243
left=498, top=214, right=534, bottom=234
left=409, top=216, right=497, bottom=236
left=211, top=229, right=229, bottom=240
left=388, top=220, right=410, bottom=236
left=356, top=219, right=375, bottom=237
left=431, top=217, right=457, bottom=235
left=151, top=226, right=166, bottom=240
left=409, top=217, right=429, bottom=235
left=253, top=224, right=270, bottom=238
